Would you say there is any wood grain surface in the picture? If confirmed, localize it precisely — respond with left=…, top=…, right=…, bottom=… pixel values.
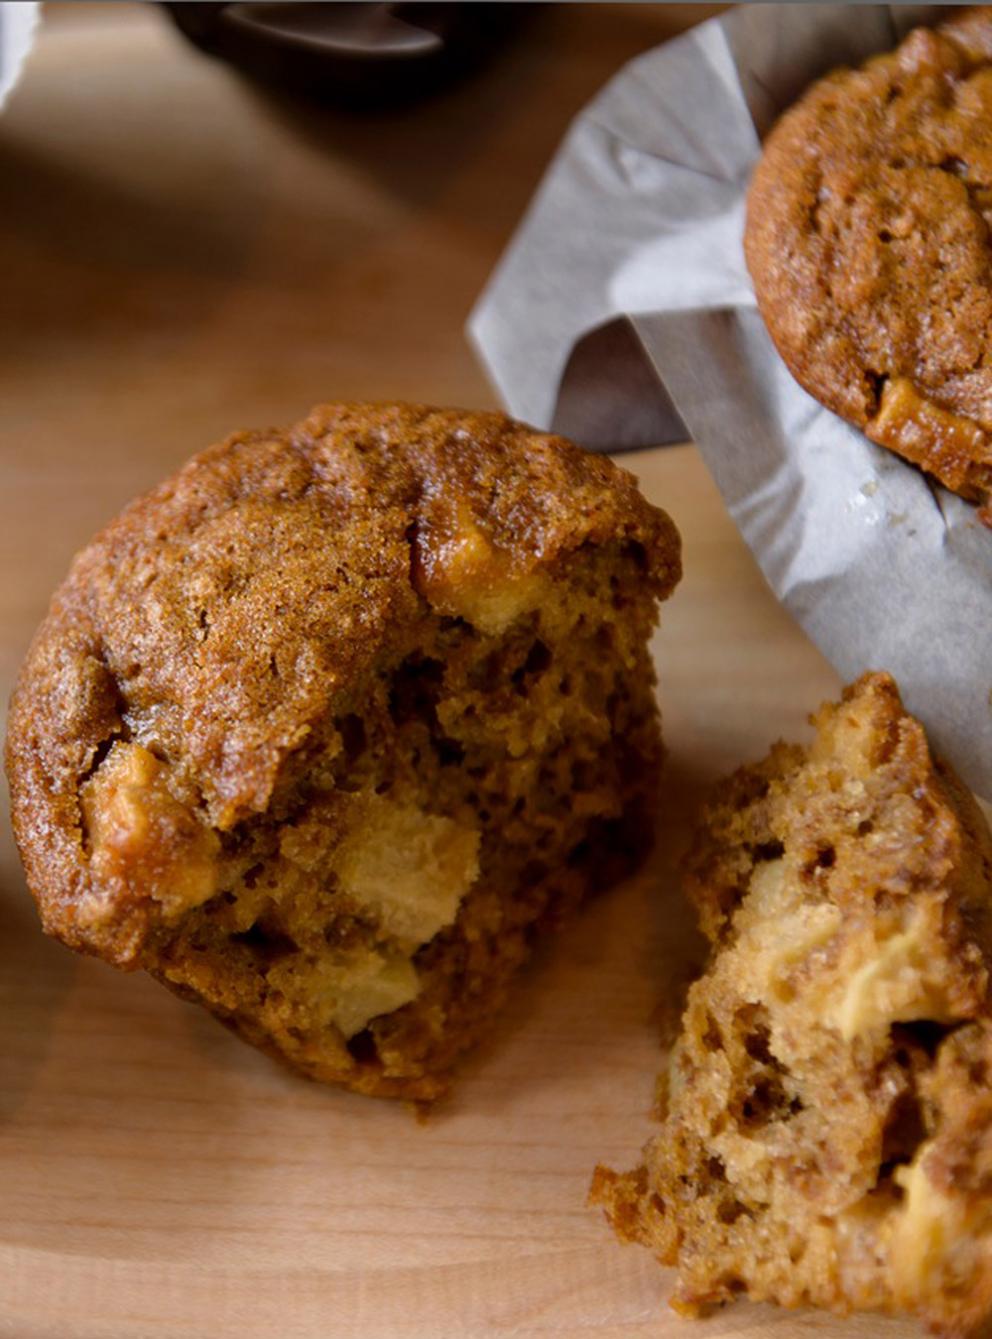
left=0, top=6, right=922, bottom=1338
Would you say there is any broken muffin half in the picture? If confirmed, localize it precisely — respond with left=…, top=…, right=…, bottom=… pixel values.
left=592, top=672, right=992, bottom=1334
left=6, top=402, right=680, bottom=1100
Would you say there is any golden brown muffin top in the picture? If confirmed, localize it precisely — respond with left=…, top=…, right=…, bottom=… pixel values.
left=5, top=402, right=680, bottom=961
left=745, top=7, right=992, bottom=516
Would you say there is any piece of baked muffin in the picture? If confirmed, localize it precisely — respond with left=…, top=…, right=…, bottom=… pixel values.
left=592, top=673, right=992, bottom=1334
left=6, top=402, right=680, bottom=1101
left=744, top=8, right=992, bottom=522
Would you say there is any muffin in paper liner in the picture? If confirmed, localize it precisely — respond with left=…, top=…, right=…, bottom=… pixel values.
left=469, top=3, right=992, bottom=802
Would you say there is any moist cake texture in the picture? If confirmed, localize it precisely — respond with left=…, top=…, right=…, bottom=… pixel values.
left=744, top=8, right=992, bottom=521
left=6, top=402, right=680, bottom=1101
left=592, top=673, right=992, bottom=1334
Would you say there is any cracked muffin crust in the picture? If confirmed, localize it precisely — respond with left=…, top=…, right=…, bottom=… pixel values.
left=6, top=402, right=681, bottom=1101
left=592, top=673, right=992, bottom=1334
left=744, top=8, right=992, bottom=522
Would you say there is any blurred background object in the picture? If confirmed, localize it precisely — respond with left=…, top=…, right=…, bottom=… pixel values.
left=165, top=2, right=531, bottom=107
left=0, top=0, right=39, bottom=111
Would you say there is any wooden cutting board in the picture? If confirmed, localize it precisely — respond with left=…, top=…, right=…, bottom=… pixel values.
left=0, top=6, right=921, bottom=1337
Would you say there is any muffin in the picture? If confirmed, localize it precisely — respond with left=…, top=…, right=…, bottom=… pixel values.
left=745, top=8, right=992, bottom=522
left=592, top=673, right=992, bottom=1334
left=6, top=402, right=681, bottom=1101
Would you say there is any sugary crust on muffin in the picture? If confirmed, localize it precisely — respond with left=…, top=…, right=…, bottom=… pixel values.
left=6, top=403, right=679, bottom=1098
left=744, top=8, right=992, bottom=519
left=592, top=673, right=992, bottom=1335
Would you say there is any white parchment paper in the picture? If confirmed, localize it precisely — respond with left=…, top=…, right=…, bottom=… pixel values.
left=468, top=3, right=992, bottom=799
left=0, top=2, right=38, bottom=113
